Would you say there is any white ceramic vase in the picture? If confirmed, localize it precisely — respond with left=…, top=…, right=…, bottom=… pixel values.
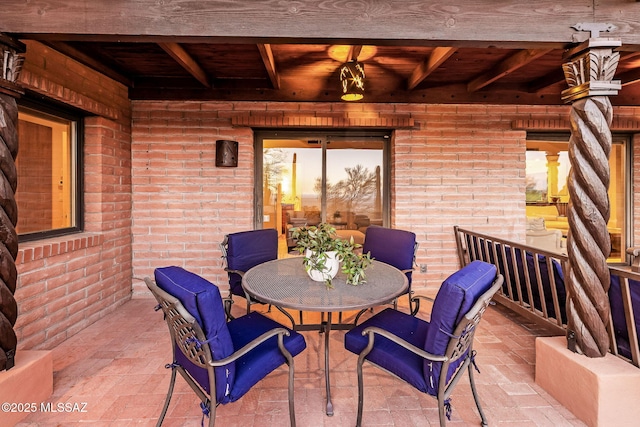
left=305, top=250, right=340, bottom=282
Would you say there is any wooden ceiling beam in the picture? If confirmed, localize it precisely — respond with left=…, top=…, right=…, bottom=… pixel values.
left=528, top=69, right=565, bottom=93
left=617, top=52, right=640, bottom=88
left=347, top=45, right=363, bottom=61
left=257, top=44, right=280, bottom=89
left=158, top=42, right=211, bottom=88
left=8, top=1, right=640, bottom=46
left=407, top=46, right=457, bottom=90
left=128, top=83, right=566, bottom=105
left=42, top=41, right=133, bottom=87
left=467, top=48, right=553, bottom=92
left=618, top=68, right=640, bottom=87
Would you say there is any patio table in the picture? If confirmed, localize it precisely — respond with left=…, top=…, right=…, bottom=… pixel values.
left=242, top=257, right=408, bottom=416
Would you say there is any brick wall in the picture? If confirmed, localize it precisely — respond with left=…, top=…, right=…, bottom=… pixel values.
left=12, top=41, right=640, bottom=351
left=13, top=42, right=132, bottom=350
left=132, top=101, right=626, bottom=296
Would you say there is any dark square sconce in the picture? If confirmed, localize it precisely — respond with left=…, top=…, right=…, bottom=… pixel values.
left=215, top=140, right=238, bottom=167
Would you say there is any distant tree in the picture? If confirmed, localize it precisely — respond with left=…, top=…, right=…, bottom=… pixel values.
left=525, top=175, right=547, bottom=202
left=315, top=164, right=377, bottom=213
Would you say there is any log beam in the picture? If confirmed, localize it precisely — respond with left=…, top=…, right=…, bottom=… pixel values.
left=257, top=44, right=280, bottom=89
left=408, top=47, right=457, bottom=90
left=158, top=42, right=211, bottom=88
left=9, top=1, right=640, bottom=46
left=468, top=48, right=553, bottom=92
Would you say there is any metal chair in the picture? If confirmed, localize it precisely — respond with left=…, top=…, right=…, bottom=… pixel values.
left=362, top=225, right=420, bottom=315
left=345, top=261, right=504, bottom=427
left=220, top=228, right=278, bottom=316
left=146, top=266, right=306, bottom=427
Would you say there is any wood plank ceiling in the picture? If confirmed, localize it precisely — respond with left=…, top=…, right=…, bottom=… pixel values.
left=7, top=0, right=640, bottom=105
left=9, top=36, right=640, bottom=106
left=6, top=1, right=640, bottom=105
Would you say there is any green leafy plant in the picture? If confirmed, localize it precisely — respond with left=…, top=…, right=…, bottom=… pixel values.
left=337, top=236, right=372, bottom=286
left=292, top=223, right=372, bottom=287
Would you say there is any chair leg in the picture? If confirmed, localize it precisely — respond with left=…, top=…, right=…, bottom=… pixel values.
left=287, top=360, right=297, bottom=427
left=356, top=356, right=366, bottom=427
left=468, top=363, right=488, bottom=427
left=157, top=365, right=178, bottom=427
left=277, top=335, right=297, bottom=427
left=437, top=395, right=448, bottom=427
left=207, top=401, right=215, bottom=427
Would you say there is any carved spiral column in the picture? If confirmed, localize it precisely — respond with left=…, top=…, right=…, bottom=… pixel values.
left=562, top=25, right=620, bottom=357
left=0, top=34, right=24, bottom=371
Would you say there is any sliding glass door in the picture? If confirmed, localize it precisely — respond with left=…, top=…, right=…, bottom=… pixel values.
left=255, top=130, right=389, bottom=235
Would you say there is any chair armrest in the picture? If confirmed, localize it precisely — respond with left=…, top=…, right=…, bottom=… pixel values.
left=224, top=268, right=245, bottom=277
left=222, top=297, right=235, bottom=321
left=209, top=327, right=291, bottom=367
left=409, top=294, right=433, bottom=316
left=361, top=325, right=447, bottom=362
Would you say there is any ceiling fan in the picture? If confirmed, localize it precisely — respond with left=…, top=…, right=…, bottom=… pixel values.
left=274, top=44, right=406, bottom=100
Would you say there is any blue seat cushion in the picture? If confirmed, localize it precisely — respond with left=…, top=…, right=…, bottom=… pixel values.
left=226, top=229, right=278, bottom=297
left=345, top=308, right=431, bottom=393
left=423, top=261, right=497, bottom=395
left=154, top=266, right=235, bottom=403
left=226, top=312, right=307, bottom=402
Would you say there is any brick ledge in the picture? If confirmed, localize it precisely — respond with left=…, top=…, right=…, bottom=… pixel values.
left=18, top=233, right=104, bottom=264
left=231, top=114, right=414, bottom=128
left=512, top=118, right=640, bottom=131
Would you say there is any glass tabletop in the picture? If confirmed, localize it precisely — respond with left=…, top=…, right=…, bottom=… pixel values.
left=242, top=257, right=409, bottom=312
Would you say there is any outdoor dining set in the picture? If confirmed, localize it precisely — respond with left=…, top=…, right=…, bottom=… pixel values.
left=144, top=226, right=503, bottom=427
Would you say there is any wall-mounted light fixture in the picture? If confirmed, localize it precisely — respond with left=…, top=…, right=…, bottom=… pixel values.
left=215, top=140, right=238, bottom=167
left=339, top=60, right=365, bottom=101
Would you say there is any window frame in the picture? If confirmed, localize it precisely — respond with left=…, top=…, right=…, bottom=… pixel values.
left=526, top=131, right=633, bottom=263
left=254, top=129, right=391, bottom=229
left=17, top=95, right=84, bottom=242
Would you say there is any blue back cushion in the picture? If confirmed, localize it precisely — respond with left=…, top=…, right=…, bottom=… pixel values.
left=155, top=266, right=235, bottom=403
left=363, top=226, right=416, bottom=286
left=225, top=229, right=278, bottom=296
left=423, top=260, right=497, bottom=395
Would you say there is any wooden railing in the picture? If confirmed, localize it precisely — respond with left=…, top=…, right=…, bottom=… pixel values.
left=454, top=226, right=640, bottom=367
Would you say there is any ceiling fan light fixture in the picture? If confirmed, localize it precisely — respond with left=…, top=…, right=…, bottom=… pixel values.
left=339, top=60, right=365, bottom=101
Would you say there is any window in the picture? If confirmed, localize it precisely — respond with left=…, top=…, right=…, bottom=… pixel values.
left=256, top=130, right=389, bottom=236
left=526, top=134, right=630, bottom=262
left=16, top=99, right=83, bottom=240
